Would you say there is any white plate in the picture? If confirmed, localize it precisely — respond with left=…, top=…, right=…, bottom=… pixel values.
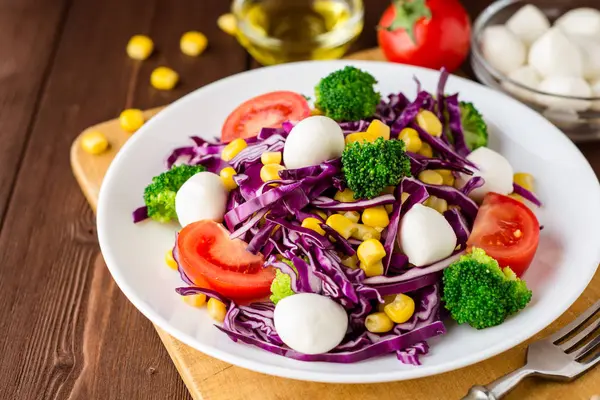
left=97, top=60, right=600, bottom=383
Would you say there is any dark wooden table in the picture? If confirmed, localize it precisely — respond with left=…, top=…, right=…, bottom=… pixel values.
left=0, top=0, right=598, bottom=399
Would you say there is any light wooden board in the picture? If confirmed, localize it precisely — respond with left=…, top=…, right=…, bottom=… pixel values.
left=70, top=49, right=600, bottom=400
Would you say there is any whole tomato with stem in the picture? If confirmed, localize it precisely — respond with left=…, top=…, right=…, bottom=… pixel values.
left=377, top=0, right=471, bottom=72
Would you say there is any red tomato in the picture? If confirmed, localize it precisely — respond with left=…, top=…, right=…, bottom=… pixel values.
left=177, top=220, right=275, bottom=300
left=221, top=91, right=310, bottom=142
left=377, top=0, right=471, bottom=72
left=467, top=193, right=540, bottom=277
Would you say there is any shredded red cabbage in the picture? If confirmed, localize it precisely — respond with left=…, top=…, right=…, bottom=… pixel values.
left=512, top=183, right=542, bottom=206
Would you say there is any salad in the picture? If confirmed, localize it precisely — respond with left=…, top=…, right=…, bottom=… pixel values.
left=133, top=66, right=542, bottom=365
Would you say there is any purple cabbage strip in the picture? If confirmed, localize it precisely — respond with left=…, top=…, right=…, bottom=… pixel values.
left=396, top=341, right=430, bottom=366
left=444, top=209, right=471, bottom=248
left=311, top=194, right=396, bottom=211
left=246, top=221, right=275, bottom=254
left=392, top=91, right=435, bottom=134
left=175, top=286, right=231, bottom=305
left=172, top=233, right=194, bottom=286
left=460, top=176, right=485, bottom=196
left=445, top=94, right=471, bottom=157
left=409, top=123, right=475, bottom=168
left=270, top=258, right=300, bottom=293
left=512, top=183, right=542, bottom=207
left=339, top=120, right=372, bottom=134
left=408, top=152, right=473, bottom=175
left=267, top=216, right=334, bottom=250
left=132, top=206, right=149, bottom=223
left=320, top=224, right=356, bottom=256
left=368, top=272, right=441, bottom=297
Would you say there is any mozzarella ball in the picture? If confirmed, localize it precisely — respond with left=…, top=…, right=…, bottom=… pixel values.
left=283, top=116, right=345, bottom=169
left=398, top=204, right=457, bottom=267
left=457, top=147, right=514, bottom=202
left=537, top=76, right=592, bottom=112
left=555, top=8, right=600, bottom=38
left=481, top=25, right=526, bottom=75
left=568, top=35, right=600, bottom=80
left=175, top=171, right=228, bottom=227
left=274, top=293, right=348, bottom=355
left=506, top=4, right=550, bottom=45
left=528, top=28, right=583, bottom=78
left=502, top=66, right=542, bottom=102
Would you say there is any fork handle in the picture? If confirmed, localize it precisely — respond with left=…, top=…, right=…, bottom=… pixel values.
left=462, top=367, right=535, bottom=400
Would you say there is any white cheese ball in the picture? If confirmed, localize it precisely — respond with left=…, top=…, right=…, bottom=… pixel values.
left=555, top=8, right=600, bottom=38
left=398, top=204, right=457, bottom=267
left=456, top=147, right=514, bottom=202
left=502, top=66, right=542, bottom=102
left=528, top=28, right=583, bottom=78
left=283, top=116, right=345, bottom=169
left=537, top=76, right=592, bottom=112
left=481, top=25, right=526, bottom=75
left=506, top=4, right=550, bottom=45
left=568, top=35, right=600, bottom=80
left=175, top=171, right=228, bottom=227
left=274, top=293, right=348, bottom=355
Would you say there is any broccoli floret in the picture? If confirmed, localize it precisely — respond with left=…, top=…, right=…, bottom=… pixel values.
left=143, top=164, right=206, bottom=223
left=270, top=268, right=295, bottom=304
left=314, top=66, right=381, bottom=121
left=342, top=137, right=411, bottom=199
left=442, top=248, right=532, bottom=330
left=460, top=102, right=488, bottom=150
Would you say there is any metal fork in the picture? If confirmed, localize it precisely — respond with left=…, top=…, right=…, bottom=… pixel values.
left=462, top=300, right=600, bottom=400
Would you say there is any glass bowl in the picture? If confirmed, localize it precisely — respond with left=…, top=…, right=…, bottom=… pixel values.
left=471, top=0, right=600, bottom=142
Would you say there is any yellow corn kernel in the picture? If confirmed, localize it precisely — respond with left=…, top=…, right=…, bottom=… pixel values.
left=357, top=239, right=386, bottom=266
left=310, top=108, right=323, bottom=116
left=183, top=294, right=207, bottom=308
left=345, top=131, right=379, bottom=145
left=418, top=142, right=433, bottom=158
left=341, top=254, right=358, bottom=269
left=418, top=170, right=444, bottom=185
left=366, top=119, right=391, bottom=140
left=218, top=13, right=237, bottom=35
left=221, top=138, right=248, bottom=161
left=219, top=167, right=238, bottom=191
left=400, top=192, right=410, bottom=204
left=509, top=193, right=525, bottom=202
left=119, top=108, right=145, bottom=133
left=261, top=151, right=282, bottom=165
left=351, top=224, right=381, bottom=241
left=365, top=312, right=394, bottom=333
left=383, top=294, right=415, bottom=323
left=361, top=206, right=390, bottom=229
left=81, top=131, right=109, bottom=155
left=334, top=188, right=355, bottom=202
left=301, top=217, right=326, bottom=236
left=436, top=169, right=455, bottom=186
left=165, top=249, right=178, bottom=270
left=150, top=66, right=179, bottom=90
left=514, top=173, right=534, bottom=191
left=425, top=196, right=449, bottom=214
left=360, top=260, right=384, bottom=278
left=399, top=127, right=423, bottom=153
left=207, top=298, right=227, bottom=322
left=312, top=209, right=327, bottom=221
left=260, top=163, right=285, bottom=183
left=126, top=34, right=154, bottom=60
left=416, top=109, right=443, bottom=137
left=326, top=214, right=356, bottom=239
left=180, top=31, right=208, bottom=56
left=343, top=211, right=360, bottom=224
left=377, top=294, right=397, bottom=312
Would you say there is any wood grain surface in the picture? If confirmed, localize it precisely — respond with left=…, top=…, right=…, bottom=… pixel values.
left=0, top=0, right=598, bottom=399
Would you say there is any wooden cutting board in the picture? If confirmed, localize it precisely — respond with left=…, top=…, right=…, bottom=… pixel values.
left=70, top=48, right=600, bottom=400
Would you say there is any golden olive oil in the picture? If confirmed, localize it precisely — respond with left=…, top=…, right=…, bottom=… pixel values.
left=235, top=0, right=363, bottom=65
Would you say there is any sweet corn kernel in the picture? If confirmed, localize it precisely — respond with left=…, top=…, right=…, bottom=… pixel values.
left=261, top=151, right=282, bottom=165
left=360, top=260, right=384, bottom=278
left=383, top=294, right=415, bottom=323
left=365, top=312, right=394, bottom=333
left=326, top=214, right=356, bottom=239
left=357, top=239, right=386, bottom=266
left=219, top=167, right=238, bottom=191
left=310, top=108, right=323, bottom=116
left=436, top=169, right=455, bottom=186
left=217, top=13, right=237, bottom=35
left=183, top=294, right=207, bottom=308
left=425, top=196, right=449, bottom=213
left=509, top=193, right=525, bottom=202
left=119, top=108, right=145, bottom=133
left=351, top=224, right=381, bottom=241
left=207, top=298, right=227, bottom=322
left=343, top=211, right=360, bottom=223
left=341, top=254, right=359, bottom=269
left=385, top=204, right=393, bottom=214
left=514, top=172, right=534, bottom=191
left=165, top=249, right=178, bottom=270
left=361, top=206, right=390, bottom=229
left=366, top=119, right=390, bottom=140
left=81, top=131, right=109, bottom=155
left=221, top=138, right=248, bottom=161
left=260, top=163, right=285, bottom=183
left=400, top=192, right=410, bottom=204
left=334, top=188, right=355, bottom=202
left=416, top=109, right=443, bottom=137
left=180, top=31, right=208, bottom=56
left=345, top=131, right=379, bottom=145
left=150, top=66, right=179, bottom=90
left=399, top=127, right=423, bottom=153
left=313, top=209, right=328, bottom=221
left=301, top=217, right=326, bottom=236
left=419, top=170, right=444, bottom=185
left=126, top=35, right=154, bottom=60
left=418, top=142, right=433, bottom=158
left=377, top=294, right=397, bottom=312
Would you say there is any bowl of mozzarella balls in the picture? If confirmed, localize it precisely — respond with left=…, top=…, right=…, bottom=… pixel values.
left=471, top=0, right=600, bottom=141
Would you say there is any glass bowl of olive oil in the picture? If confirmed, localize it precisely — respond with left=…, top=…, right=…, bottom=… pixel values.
left=232, top=0, right=364, bottom=65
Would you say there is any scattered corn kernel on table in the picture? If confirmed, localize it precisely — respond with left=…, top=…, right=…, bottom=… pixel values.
left=2, top=0, right=600, bottom=399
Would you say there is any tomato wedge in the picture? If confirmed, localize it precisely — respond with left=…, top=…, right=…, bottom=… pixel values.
left=221, top=91, right=310, bottom=142
left=177, top=220, right=275, bottom=300
left=467, top=193, right=540, bottom=277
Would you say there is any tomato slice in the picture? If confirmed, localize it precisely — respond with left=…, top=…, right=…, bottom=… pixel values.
left=221, top=91, right=310, bottom=142
left=467, top=193, right=540, bottom=277
left=177, top=220, right=275, bottom=300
